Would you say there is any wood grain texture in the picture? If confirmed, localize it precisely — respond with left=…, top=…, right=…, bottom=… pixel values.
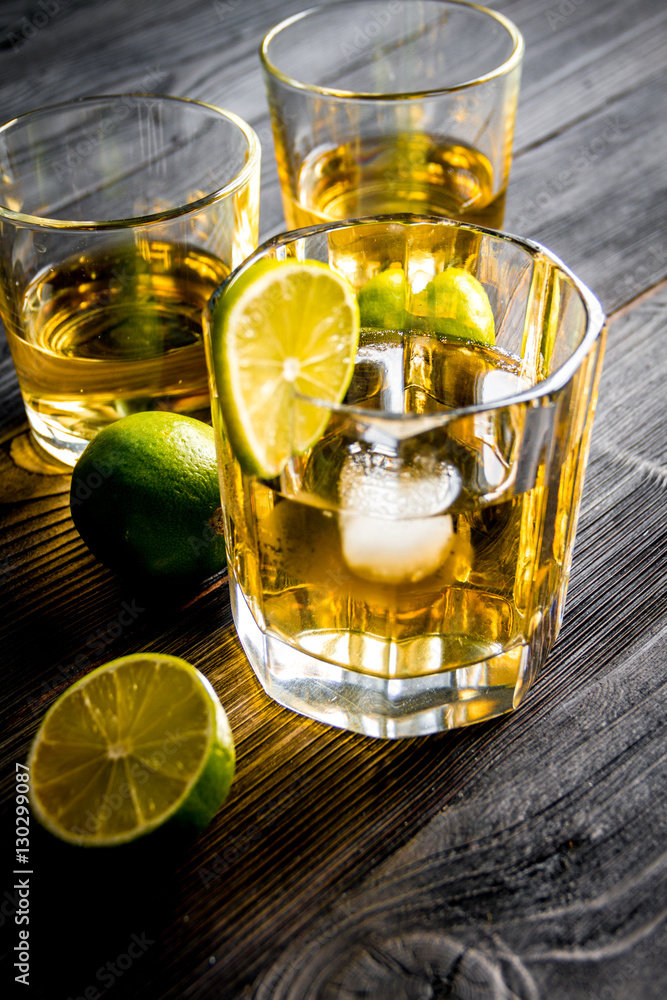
left=249, top=287, right=667, bottom=1000
left=0, top=1, right=665, bottom=999
left=503, top=0, right=667, bottom=148
left=505, top=73, right=667, bottom=311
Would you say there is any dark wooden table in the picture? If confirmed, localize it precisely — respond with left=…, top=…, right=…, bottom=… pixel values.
left=1, top=1, right=666, bottom=998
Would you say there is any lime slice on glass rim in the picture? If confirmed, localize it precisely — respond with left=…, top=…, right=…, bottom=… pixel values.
left=28, top=653, right=235, bottom=847
left=210, top=259, right=360, bottom=478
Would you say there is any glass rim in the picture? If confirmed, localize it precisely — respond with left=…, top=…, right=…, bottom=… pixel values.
left=0, top=93, right=261, bottom=231
left=260, top=0, right=524, bottom=100
left=207, top=214, right=606, bottom=426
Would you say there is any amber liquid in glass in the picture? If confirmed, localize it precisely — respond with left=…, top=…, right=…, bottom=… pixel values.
left=4, top=241, right=229, bottom=455
left=281, top=135, right=506, bottom=230
left=218, top=331, right=557, bottom=699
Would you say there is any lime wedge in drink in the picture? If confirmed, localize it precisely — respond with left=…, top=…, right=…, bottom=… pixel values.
left=210, top=259, right=359, bottom=478
left=357, top=265, right=406, bottom=329
left=28, top=653, right=235, bottom=847
left=414, top=266, right=495, bottom=345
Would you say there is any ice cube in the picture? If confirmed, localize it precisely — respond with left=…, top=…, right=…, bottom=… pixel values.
left=340, top=509, right=453, bottom=584
left=338, top=450, right=459, bottom=585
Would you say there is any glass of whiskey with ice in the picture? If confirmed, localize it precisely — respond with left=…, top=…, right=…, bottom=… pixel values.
left=261, top=1, right=523, bottom=231
left=205, top=216, right=606, bottom=737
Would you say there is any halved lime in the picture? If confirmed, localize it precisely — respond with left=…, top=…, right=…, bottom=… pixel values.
left=358, top=265, right=406, bottom=329
left=28, top=654, right=235, bottom=847
left=210, top=259, right=360, bottom=478
left=414, top=266, right=495, bottom=345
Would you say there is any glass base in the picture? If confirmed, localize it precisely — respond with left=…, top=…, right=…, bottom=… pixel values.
left=230, top=579, right=533, bottom=738
left=24, top=397, right=213, bottom=468
left=26, top=407, right=89, bottom=467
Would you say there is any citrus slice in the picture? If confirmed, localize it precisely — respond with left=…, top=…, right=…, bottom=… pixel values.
left=28, top=654, right=235, bottom=847
left=358, top=265, right=406, bottom=329
left=414, top=266, right=495, bottom=345
left=211, top=259, right=360, bottom=478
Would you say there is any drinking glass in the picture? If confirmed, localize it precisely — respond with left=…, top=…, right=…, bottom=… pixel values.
left=261, top=0, right=523, bottom=230
left=205, top=216, right=606, bottom=738
left=0, top=95, right=260, bottom=465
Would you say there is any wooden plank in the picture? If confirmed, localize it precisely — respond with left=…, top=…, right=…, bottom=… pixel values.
left=0, top=2, right=665, bottom=999
left=246, top=284, right=667, bottom=1000
left=10, top=281, right=667, bottom=999
left=497, top=0, right=667, bottom=148
left=251, top=629, right=667, bottom=1000
left=0, top=0, right=663, bottom=240
left=504, top=73, right=667, bottom=312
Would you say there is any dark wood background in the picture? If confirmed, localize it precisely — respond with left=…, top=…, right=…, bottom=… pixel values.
left=0, top=1, right=666, bottom=998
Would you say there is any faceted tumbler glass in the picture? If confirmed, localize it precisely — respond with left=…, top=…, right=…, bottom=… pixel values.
left=204, top=216, right=606, bottom=738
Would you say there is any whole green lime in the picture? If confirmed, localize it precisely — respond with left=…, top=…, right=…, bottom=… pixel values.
left=70, top=411, right=226, bottom=587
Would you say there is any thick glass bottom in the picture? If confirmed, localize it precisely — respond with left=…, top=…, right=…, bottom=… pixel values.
left=230, top=578, right=535, bottom=738
left=26, top=406, right=89, bottom=466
